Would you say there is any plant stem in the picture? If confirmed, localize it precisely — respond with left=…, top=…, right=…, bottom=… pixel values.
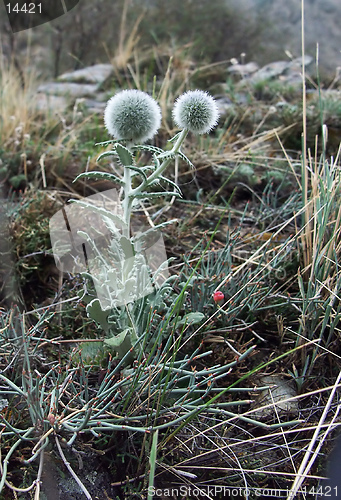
left=130, top=128, right=188, bottom=198
left=122, top=165, right=133, bottom=237
left=0, top=428, right=34, bottom=493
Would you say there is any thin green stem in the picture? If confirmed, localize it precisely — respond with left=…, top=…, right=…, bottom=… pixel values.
left=0, top=428, right=34, bottom=493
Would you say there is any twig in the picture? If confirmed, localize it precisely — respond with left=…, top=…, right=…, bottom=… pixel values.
left=55, top=434, right=92, bottom=500
left=286, top=369, right=341, bottom=499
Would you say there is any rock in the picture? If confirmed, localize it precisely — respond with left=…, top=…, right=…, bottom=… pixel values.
left=214, top=97, right=235, bottom=119
left=250, top=56, right=313, bottom=84
left=251, top=61, right=290, bottom=83
left=80, top=98, right=107, bottom=114
left=35, top=65, right=111, bottom=114
left=289, top=55, right=313, bottom=71
left=57, top=63, right=113, bottom=85
left=37, top=82, right=98, bottom=98
left=35, top=93, right=69, bottom=113
left=228, top=0, right=340, bottom=77
left=250, top=375, right=298, bottom=420
left=40, top=450, right=118, bottom=499
left=228, top=61, right=259, bottom=78
left=279, top=72, right=303, bottom=86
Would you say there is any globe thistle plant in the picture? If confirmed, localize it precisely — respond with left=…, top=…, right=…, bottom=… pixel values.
left=71, top=88, right=220, bottom=361
left=172, top=90, right=219, bottom=134
left=104, top=89, right=162, bottom=144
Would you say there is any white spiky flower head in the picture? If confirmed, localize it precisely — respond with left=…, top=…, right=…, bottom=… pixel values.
left=104, top=89, right=162, bottom=144
left=172, top=90, right=219, bottom=134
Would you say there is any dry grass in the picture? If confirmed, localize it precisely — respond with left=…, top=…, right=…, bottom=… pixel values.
left=0, top=55, right=54, bottom=153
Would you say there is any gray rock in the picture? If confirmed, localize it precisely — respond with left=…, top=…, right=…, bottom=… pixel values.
left=250, top=375, right=298, bottom=420
left=215, top=97, right=235, bottom=119
left=251, top=61, right=290, bottom=83
left=37, top=82, right=98, bottom=98
left=228, top=0, right=340, bottom=76
left=35, top=93, right=69, bottom=113
left=247, top=56, right=313, bottom=86
left=250, top=56, right=312, bottom=83
left=81, top=98, right=107, bottom=114
left=228, top=61, right=259, bottom=78
left=279, top=72, right=303, bottom=86
left=57, top=64, right=113, bottom=85
left=288, top=55, right=313, bottom=71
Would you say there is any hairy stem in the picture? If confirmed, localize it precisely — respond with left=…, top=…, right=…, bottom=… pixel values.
left=130, top=128, right=188, bottom=198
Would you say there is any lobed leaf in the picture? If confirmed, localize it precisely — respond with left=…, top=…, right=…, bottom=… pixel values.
left=159, top=175, right=183, bottom=195
left=73, top=171, right=124, bottom=185
left=96, top=150, right=118, bottom=162
left=132, top=191, right=182, bottom=199
left=115, top=144, right=134, bottom=167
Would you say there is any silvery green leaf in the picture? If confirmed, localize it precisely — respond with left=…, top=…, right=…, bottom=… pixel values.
left=133, top=220, right=176, bottom=252
left=96, top=150, right=119, bottom=162
left=126, top=164, right=148, bottom=182
left=132, top=254, right=154, bottom=296
left=133, top=228, right=160, bottom=251
left=151, top=258, right=171, bottom=284
left=79, top=341, right=106, bottom=365
left=140, top=165, right=156, bottom=173
left=116, top=277, right=137, bottom=303
left=119, top=235, right=134, bottom=259
left=159, top=176, right=183, bottom=195
left=109, top=237, right=125, bottom=262
left=152, top=155, right=160, bottom=168
left=178, top=312, right=205, bottom=326
left=132, top=144, right=164, bottom=155
left=105, top=268, right=121, bottom=291
left=71, top=200, right=127, bottom=230
left=86, top=298, right=111, bottom=331
left=151, top=219, right=178, bottom=232
left=178, top=151, right=194, bottom=168
left=157, top=151, right=176, bottom=160
left=104, top=328, right=133, bottom=359
left=115, top=143, right=134, bottom=167
left=73, top=171, right=124, bottom=185
left=133, top=191, right=181, bottom=199
left=95, top=139, right=118, bottom=146
left=167, top=131, right=182, bottom=143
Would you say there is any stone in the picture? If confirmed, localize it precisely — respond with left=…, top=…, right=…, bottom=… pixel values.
left=37, top=82, right=98, bottom=98
left=214, top=97, right=235, bottom=119
left=228, top=0, right=340, bottom=77
left=35, top=93, right=69, bottom=113
left=81, top=98, right=107, bottom=114
left=228, top=61, right=259, bottom=77
left=248, top=56, right=313, bottom=85
left=250, top=61, right=291, bottom=83
left=279, top=72, right=303, bottom=86
left=57, top=64, right=113, bottom=85
left=250, top=375, right=298, bottom=420
left=288, top=55, right=313, bottom=71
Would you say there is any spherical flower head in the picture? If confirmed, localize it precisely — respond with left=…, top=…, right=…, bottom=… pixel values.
left=104, top=89, right=162, bottom=144
left=172, top=90, right=219, bottom=134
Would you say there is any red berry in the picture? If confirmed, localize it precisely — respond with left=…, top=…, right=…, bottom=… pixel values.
left=213, top=290, right=224, bottom=303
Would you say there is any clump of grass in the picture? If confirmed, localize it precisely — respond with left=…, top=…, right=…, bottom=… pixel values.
left=0, top=54, right=105, bottom=192
left=0, top=55, right=60, bottom=189
left=9, top=189, right=62, bottom=308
